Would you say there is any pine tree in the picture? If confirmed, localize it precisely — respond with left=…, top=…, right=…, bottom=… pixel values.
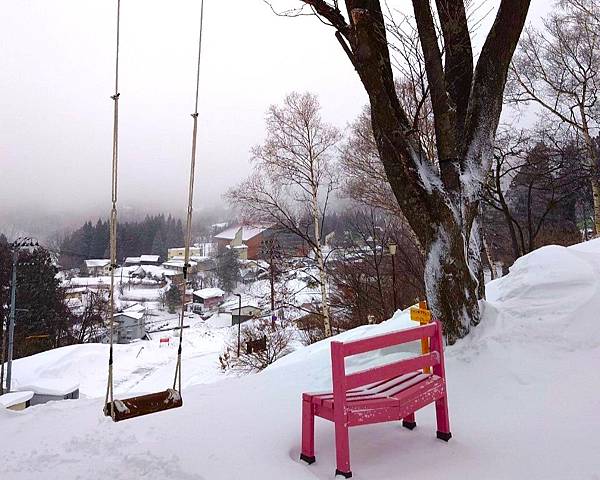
left=216, top=249, right=241, bottom=292
left=12, top=247, right=70, bottom=357
left=151, top=231, right=165, bottom=261
left=165, top=284, right=181, bottom=314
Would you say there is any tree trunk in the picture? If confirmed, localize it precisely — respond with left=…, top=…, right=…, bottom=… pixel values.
left=481, top=230, right=496, bottom=281
left=296, top=0, right=530, bottom=341
left=579, top=119, right=600, bottom=235
left=590, top=177, right=600, bottom=235
left=468, top=215, right=486, bottom=300
left=310, top=187, right=332, bottom=337
left=424, top=221, right=480, bottom=344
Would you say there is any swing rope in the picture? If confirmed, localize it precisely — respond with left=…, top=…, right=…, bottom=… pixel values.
left=104, top=0, right=205, bottom=419
left=104, top=0, right=121, bottom=420
left=173, top=0, right=205, bottom=393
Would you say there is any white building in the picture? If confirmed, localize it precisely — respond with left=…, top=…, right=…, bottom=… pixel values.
left=84, top=259, right=111, bottom=276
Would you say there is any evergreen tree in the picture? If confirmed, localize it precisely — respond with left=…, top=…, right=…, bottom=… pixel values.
left=216, top=249, right=241, bottom=292
left=151, top=229, right=167, bottom=261
left=8, top=247, right=70, bottom=357
left=165, top=284, right=181, bottom=314
left=90, top=219, right=109, bottom=259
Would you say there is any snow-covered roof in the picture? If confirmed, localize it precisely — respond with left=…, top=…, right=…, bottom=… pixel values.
left=114, top=311, right=144, bottom=321
left=171, top=255, right=210, bottom=262
left=124, top=257, right=141, bottom=264
left=66, top=287, right=88, bottom=293
left=85, top=259, right=110, bottom=268
left=221, top=296, right=261, bottom=311
left=124, top=303, right=146, bottom=313
left=18, top=380, right=79, bottom=396
left=214, top=225, right=271, bottom=241
left=162, top=260, right=198, bottom=268
left=168, top=246, right=203, bottom=253
left=132, top=266, right=146, bottom=275
left=162, top=270, right=182, bottom=277
left=68, top=277, right=112, bottom=287
left=140, top=255, right=160, bottom=262
left=193, top=287, right=225, bottom=299
left=0, top=391, right=34, bottom=408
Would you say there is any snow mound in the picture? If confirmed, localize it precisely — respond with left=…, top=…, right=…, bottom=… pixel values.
left=10, top=323, right=229, bottom=398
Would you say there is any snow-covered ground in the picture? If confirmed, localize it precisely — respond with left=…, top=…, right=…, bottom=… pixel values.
left=2, top=240, right=600, bottom=479
left=9, top=315, right=230, bottom=398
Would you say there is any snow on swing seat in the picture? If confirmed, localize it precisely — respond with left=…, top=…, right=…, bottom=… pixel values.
left=104, top=388, right=182, bottom=422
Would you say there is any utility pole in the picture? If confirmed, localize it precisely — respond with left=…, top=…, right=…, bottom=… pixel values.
left=389, top=242, right=397, bottom=313
left=5, top=248, right=18, bottom=393
left=268, top=240, right=277, bottom=328
left=1, top=313, right=7, bottom=394
left=235, top=293, right=242, bottom=357
left=4, top=237, right=38, bottom=393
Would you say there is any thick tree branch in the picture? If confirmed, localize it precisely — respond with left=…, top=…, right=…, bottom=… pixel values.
left=412, top=0, right=460, bottom=192
left=434, top=0, right=473, bottom=135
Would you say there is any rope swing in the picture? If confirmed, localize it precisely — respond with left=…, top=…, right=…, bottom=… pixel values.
left=103, top=0, right=206, bottom=422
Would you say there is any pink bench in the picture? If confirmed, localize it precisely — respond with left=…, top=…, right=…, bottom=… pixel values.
left=300, top=320, right=451, bottom=477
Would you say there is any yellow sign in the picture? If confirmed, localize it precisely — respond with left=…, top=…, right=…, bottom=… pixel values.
left=410, top=307, right=431, bottom=324
left=411, top=301, right=432, bottom=374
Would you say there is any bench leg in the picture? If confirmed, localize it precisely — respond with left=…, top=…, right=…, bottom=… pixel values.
left=300, top=398, right=316, bottom=464
left=402, top=412, right=416, bottom=430
left=334, top=419, right=352, bottom=478
left=435, top=395, right=452, bottom=441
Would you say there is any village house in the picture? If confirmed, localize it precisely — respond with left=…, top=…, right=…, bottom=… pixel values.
left=124, top=255, right=161, bottom=266
left=167, top=246, right=204, bottom=260
left=214, top=224, right=307, bottom=260
left=220, top=296, right=263, bottom=325
left=83, top=259, right=111, bottom=276
left=66, top=276, right=112, bottom=290
left=214, top=225, right=271, bottom=260
left=112, top=309, right=146, bottom=344
left=161, top=259, right=198, bottom=275
left=192, top=287, right=225, bottom=312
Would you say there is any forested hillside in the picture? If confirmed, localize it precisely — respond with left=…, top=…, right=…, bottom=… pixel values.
left=59, top=215, right=184, bottom=269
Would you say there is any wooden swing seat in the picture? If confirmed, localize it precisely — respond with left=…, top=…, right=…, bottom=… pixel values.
left=104, top=388, right=182, bottom=422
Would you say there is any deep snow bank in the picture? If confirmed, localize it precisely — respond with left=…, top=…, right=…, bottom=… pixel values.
left=9, top=319, right=229, bottom=398
left=1, top=241, right=599, bottom=479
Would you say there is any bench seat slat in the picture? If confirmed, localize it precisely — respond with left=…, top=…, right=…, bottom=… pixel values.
left=308, top=372, right=443, bottom=420
left=307, top=371, right=425, bottom=405
left=348, top=378, right=446, bottom=427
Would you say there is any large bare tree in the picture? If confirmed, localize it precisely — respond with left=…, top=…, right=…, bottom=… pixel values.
left=508, top=0, right=600, bottom=232
left=227, top=92, right=340, bottom=337
left=268, top=1, right=530, bottom=341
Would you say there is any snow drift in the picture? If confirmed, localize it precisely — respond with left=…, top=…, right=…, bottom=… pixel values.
left=1, top=241, right=600, bottom=479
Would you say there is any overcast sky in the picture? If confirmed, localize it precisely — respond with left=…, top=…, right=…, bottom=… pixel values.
left=1, top=0, right=551, bottom=224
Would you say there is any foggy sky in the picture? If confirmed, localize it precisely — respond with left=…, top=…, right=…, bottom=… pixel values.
left=1, top=0, right=550, bottom=224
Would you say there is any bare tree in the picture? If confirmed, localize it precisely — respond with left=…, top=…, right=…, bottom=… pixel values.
left=227, top=92, right=340, bottom=337
left=329, top=207, right=425, bottom=327
left=508, top=0, right=600, bottom=232
left=74, top=290, right=108, bottom=343
left=267, top=1, right=530, bottom=341
left=483, top=129, right=585, bottom=262
left=219, top=318, right=293, bottom=373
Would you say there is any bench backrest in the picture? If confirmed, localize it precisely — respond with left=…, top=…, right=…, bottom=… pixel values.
left=330, top=320, right=446, bottom=402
